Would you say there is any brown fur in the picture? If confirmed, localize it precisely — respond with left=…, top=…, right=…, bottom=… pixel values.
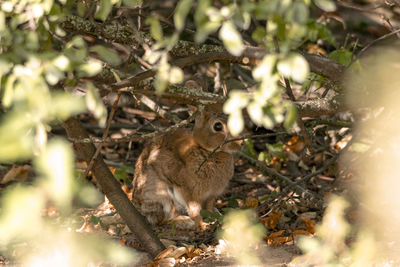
left=131, top=110, right=242, bottom=229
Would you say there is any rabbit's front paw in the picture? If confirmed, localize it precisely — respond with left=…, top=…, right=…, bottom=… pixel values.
left=170, top=215, right=196, bottom=230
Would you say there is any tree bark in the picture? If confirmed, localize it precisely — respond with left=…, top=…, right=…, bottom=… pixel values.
left=62, top=117, right=165, bottom=258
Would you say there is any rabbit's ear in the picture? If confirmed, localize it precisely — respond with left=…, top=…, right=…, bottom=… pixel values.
left=194, top=109, right=207, bottom=127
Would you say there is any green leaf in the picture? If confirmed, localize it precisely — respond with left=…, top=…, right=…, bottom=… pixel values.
left=77, top=1, right=87, bottom=17
left=78, top=59, right=102, bottom=77
left=233, top=10, right=251, bottom=30
left=228, top=111, right=244, bottom=136
left=277, top=53, right=309, bottom=83
left=313, top=0, right=336, bottom=12
left=195, top=21, right=220, bottom=43
left=122, top=0, right=142, bottom=8
left=286, top=1, right=309, bottom=24
left=328, top=49, right=353, bottom=66
left=3, top=73, right=16, bottom=107
left=49, top=92, right=86, bottom=120
left=252, top=26, right=266, bottom=43
left=44, top=65, right=65, bottom=85
left=194, top=0, right=210, bottom=25
left=35, top=139, right=75, bottom=208
left=247, top=102, right=263, bottom=125
left=168, top=66, right=183, bottom=84
left=146, top=17, right=163, bottom=42
left=200, top=209, right=213, bottom=219
left=223, top=90, right=249, bottom=114
left=219, top=21, right=244, bottom=56
left=95, top=0, right=113, bottom=21
left=174, top=0, right=193, bottom=32
left=86, top=83, right=107, bottom=126
left=252, top=54, right=276, bottom=81
left=0, top=111, right=34, bottom=162
left=52, top=55, right=70, bottom=71
left=284, top=103, right=297, bottom=130
left=91, top=45, right=121, bottom=66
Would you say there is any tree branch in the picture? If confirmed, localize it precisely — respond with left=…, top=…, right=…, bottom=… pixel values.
left=62, top=117, right=165, bottom=257
left=61, top=15, right=345, bottom=87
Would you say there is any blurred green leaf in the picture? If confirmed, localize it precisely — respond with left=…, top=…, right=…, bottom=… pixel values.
left=223, top=90, right=249, bottom=114
left=77, top=1, right=87, bottom=17
left=78, top=59, right=102, bottom=77
left=146, top=17, right=163, bottom=42
left=194, top=0, right=210, bottom=25
left=220, top=210, right=266, bottom=265
left=286, top=1, right=309, bottom=24
left=0, top=186, right=45, bottom=243
left=252, top=26, right=266, bottom=43
left=195, top=20, right=220, bottom=43
left=174, top=0, right=193, bottom=32
left=277, top=53, right=309, bottom=83
left=219, top=20, right=244, bottom=56
left=95, top=0, right=113, bottom=21
left=35, top=139, right=75, bottom=208
left=49, top=92, right=86, bottom=120
left=228, top=111, right=244, bottom=136
left=86, top=83, right=107, bottom=126
left=169, top=66, right=183, bottom=84
left=91, top=45, right=121, bottom=66
left=2, top=73, right=16, bottom=107
left=253, top=54, right=276, bottom=81
left=247, top=102, right=263, bottom=125
left=284, top=103, right=297, bottom=130
left=123, top=0, right=142, bottom=7
left=328, top=49, right=353, bottom=66
left=314, top=0, right=336, bottom=12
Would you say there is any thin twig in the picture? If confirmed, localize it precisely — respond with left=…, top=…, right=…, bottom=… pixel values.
left=257, top=153, right=338, bottom=212
left=350, top=28, right=400, bottom=66
left=273, top=37, right=313, bottom=152
left=284, top=78, right=313, bottom=153
left=83, top=90, right=122, bottom=178
left=69, top=106, right=203, bottom=144
left=238, top=151, right=307, bottom=193
left=195, top=132, right=288, bottom=173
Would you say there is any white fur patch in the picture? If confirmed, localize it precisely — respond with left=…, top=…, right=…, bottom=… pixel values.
left=168, top=186, right=187, bottom=211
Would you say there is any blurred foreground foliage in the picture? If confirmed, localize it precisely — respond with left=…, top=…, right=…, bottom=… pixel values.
left=2, top=0, right=400, bottom=266
left=0, top=0, right=135, bottom=265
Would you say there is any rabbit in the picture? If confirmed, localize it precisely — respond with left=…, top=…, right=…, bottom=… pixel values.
left=131, top=110, right=242, bottom=229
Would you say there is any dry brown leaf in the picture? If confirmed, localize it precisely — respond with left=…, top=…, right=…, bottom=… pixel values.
left=307, top=43, right=327, bottom=55
left=284, top=136, right=305, bottom=154
left=300, top=217, right=316, bottom=234
left=155, top=246, right=175, bottom=260
left=335, top=134, right=352, bottom=150
left=109, top=167, right=116, bottom=174
left=260, top=211, right=282, bottom=229
left=245, top=197, right=259, bottom=209
left=292, top=229, right=313, bottom=238
left=1, top=165, right=30, bottom=184
left=267, top=229, right=285, bottom=239
left=121, top=184, right=132, bottom=196
left=186, top=248, right=203, bottom=259
left=216, top=200, right=229, bottom=209
left=266, top=230, right=293, bottom=247
left=169, top=247, right=188, bottom=259
left=76, top=215, right=94, bottom=233
left=40, top=205, right=59, bottom=217
left=158, top=257, right=176, bottom=267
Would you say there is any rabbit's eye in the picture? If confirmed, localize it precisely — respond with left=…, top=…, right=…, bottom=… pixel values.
left=213, top=122, right=223, bottom=132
